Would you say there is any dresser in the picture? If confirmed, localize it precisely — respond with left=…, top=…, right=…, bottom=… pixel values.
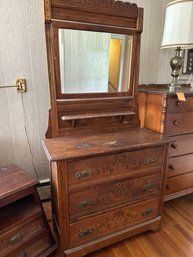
left=42, top=1, right=171, bottom=256
left=138, top=85, right=193, bottom=201
left=0, top=164, right=57, bottom=257
left=43, top=128, right=170, bottom=257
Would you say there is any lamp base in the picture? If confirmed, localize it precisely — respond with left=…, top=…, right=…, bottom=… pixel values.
left=169, top=47, right=183, bottom=89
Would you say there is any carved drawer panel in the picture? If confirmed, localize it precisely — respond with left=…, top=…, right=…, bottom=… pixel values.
left=0, top=216, right=44, bottom=253
left=69, top=197, right=159, bottom=247
left=167, top=97, right=193, bottom=113
left=69, top=173, right=161, bottom=220
left=67, top=147, right=163, bottom=186
left=166, top=112, right=193, bottom=136
left=165, top=172, right=193, bottom=200
left=168, top=154, right=193, bottom=177
left=169, top=134, right=193, bottom=157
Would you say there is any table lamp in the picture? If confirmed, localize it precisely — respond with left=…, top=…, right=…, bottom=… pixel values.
left=161, top=0, right=193, bottom=89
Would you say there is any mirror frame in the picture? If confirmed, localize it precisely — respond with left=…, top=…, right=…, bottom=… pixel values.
left=44, top=0, right=143, bottom=137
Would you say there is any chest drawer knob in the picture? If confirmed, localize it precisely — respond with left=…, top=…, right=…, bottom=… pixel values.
left=76, top=170, right=92, bottom=179
left=7, top=233, right=23, bottom=245
left=79, top=228, right=94, bottom=237
left=77, top=199, right=93, bottom=209
left=171, top=143, right=178, bottom=149
left=168, top=164, right=175, bottom=170
left=144, top=183, right=155, bottom=192
left=176, top=101, right=184, bottom=107
left=166, top=184, right=172, bottom=189
left=173, top=120, right=180, bottom=126
left=141, top=208, right=153, bottom=216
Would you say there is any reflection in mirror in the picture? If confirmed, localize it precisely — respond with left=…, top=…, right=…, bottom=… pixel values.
left=58, top=29, right=133, bottom=93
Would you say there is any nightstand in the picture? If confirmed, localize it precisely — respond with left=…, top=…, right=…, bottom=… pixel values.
left=0, top=164, right=58, bottom=257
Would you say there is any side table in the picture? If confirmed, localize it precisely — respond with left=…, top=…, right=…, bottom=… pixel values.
left=0, top=164, right=58, bottom=257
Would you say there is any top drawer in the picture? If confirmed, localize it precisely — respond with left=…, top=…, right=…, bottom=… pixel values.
left=167, top=96, right=193, bottom=113
left=67, top=147, right=163, bottom=187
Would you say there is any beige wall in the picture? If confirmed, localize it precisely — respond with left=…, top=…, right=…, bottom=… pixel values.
left=0, top=0, right=174, bottom=180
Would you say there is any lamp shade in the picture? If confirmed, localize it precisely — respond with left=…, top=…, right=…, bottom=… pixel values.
left=161, top=0, right=193, bottom=49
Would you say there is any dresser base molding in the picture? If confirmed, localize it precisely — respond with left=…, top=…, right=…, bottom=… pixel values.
left=64, top=217, right=161, bottom=257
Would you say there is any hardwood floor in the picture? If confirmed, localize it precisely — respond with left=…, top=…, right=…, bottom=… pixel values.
left=43, top=194, right=193, bottom=257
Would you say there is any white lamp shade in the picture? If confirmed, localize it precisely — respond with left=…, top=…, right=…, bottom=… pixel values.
left=161, top=0, right=193, bottom=49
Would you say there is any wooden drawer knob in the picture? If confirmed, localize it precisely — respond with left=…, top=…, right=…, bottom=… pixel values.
left=170, top=143, right=178, bottom=149
left=166, top=184, right=172, bottom=189
left=173, top=120, right=180, bottom=126
left=168, top=164, right=175, bottom=170
left=176, top=101, right=183, bottom=107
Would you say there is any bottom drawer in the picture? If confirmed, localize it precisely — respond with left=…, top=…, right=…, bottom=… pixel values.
left=70, top=197, right=159, bottom=247
left=165, top=172, right=193, bottom=201
left=3, top=230, right=55, bottom=257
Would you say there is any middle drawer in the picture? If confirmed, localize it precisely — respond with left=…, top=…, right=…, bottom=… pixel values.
left=69, top=173, right=161, bottom=220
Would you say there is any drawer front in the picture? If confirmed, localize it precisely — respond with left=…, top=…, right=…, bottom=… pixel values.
left=167, top=97, right=193, bottom=113
left=70, top=197, right=159, bottom=247
left=69, top=173, right=161, bottom=219
left=14, top=232, right=53, bottom=257
left=166, top=113, right=193, bottom=136
left=68, top=147, right=163, bottom=186
left=165, top=172, right=193, bottom=197
left=168, top=154, right=193, bottom=177
left=0, top=217, right=44, bottom=253
left=169, top=134, right=193, bottom=157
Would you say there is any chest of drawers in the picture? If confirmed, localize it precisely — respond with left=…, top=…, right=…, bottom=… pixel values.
left=42, top=128, right=169, bottom=257
left=0, top=164, right=57, bottom=257
left=138, top=85, right=193, bottom=201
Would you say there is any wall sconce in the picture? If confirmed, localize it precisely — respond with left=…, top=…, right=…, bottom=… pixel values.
left=161, top=0, right=193, bottom=89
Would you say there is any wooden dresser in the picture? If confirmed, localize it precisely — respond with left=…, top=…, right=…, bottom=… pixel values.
left=0, top=164, right=57, bottom=257
left=43, top=128, right=170, bottom=257
left=42, top=1, right=170, bottom=256
left=138, top=85, right=193, bottom=201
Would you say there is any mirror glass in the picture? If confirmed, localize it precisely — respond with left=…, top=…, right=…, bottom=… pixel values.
left=58, top=29, right=133, bottom=93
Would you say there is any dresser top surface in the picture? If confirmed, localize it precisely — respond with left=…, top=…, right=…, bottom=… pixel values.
left=138, top=84, right=193, bottom=96
left=42, top=128, right=170, bottom=161
left=0, top=164, right=37, bottom=200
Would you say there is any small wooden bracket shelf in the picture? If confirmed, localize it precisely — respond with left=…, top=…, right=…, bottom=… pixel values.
left=60, top=111, right=135, bottom=127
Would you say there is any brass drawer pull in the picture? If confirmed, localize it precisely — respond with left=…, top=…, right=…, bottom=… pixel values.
left=76, top=170, right=92, bottom=179
left=173, top=120, right=180, bottom=126
left=16, top=253, right=27, bottom=257
left=141, top=208, right=153, bottom=216
left=7, top=233, right=23, bottom=245
left=144, top=158, right=157, bottom=165
left=144, top=183, right=155, bottom=192
left=77, top=199, right=93, bottom=209
left=79, top=228, right=94, bottom=237
left=171, top=143, right=178, bottom=149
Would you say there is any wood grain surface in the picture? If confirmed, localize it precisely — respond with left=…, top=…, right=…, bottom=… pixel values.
left=43, top=194, right=193, bottom=257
